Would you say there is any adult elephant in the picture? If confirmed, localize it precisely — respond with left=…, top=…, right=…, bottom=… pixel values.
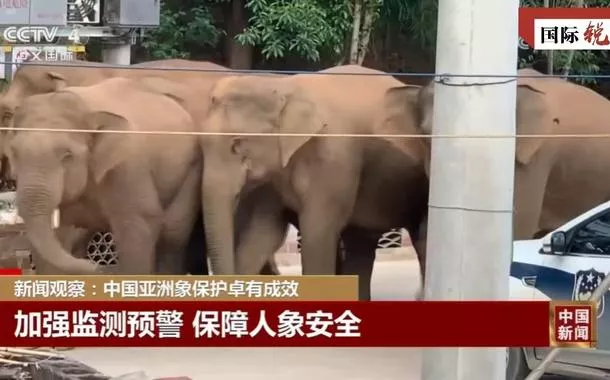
left=8, top=77, right=204, bottom=275
left=0, top=58, right=281, bottom=275
left=200, top=65, right=429, bottom=300
left=380, top=68, right=610, bottom=243
left=135, top=74, right=291, bottom=276
left=0, top=59, right=227, bottom=188
left=0, top=59, right=230, bottom=132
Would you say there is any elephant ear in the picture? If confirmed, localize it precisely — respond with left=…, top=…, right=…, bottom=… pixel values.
left=515, top=84, right=559, bottom=166
left=88, top=110, right=136, bottom=184
left=377, top=84, right=428, bottom=164
left=276, top=86, right=326, bottom=168
left=134, top=76, right=189, bottom=108
left=66, top=79, right=143, bottom=184
left=46, top=71, right=67, bottom=91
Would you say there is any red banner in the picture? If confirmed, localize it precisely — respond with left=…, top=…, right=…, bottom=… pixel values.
left=519, top=7, right=610, bottom=47
left=0, top=268, right=22, bottom=275
left=0, top=301, right=554, bottom=347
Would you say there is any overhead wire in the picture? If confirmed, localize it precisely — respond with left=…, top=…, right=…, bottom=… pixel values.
left=2, top=61, right=609, bottom=138
left=2, top=128, right=610, bottom=139
left=8, top=60, right=610, bottom=79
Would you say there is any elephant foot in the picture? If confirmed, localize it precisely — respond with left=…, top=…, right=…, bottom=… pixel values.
left=259, top=259, right=280, bottom=275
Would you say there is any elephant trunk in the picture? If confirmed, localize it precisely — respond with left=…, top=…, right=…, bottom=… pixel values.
left=17, top=175, right=98, bottom=274
left=202, top=170, right=236, bottom=275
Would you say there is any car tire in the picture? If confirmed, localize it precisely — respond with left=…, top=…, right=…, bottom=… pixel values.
left=506, top=347, right=531, bottom=380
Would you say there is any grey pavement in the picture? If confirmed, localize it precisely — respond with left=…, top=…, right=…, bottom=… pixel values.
left=66, top=255, right=569, bottom=380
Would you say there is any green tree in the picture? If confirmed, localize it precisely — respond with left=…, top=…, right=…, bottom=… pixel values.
left=235, top=0, right=352, bottom=62
left=141, top=0, right=227, bottom=59
left=379, top=0, right=438, bottom=57
left=138, top=0, right=610, bottom=93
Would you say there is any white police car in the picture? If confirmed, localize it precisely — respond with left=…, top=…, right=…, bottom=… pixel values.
left=507, top=200, right=610, bottom=379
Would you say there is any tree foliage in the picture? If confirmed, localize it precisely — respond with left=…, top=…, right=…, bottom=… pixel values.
left=141, top=0, right=226, bottom=59
left=379, top=0, right=438, bottom=55
left=138, top=0, right=610, bottom=90
left=236, top=0, right=352, bottom=62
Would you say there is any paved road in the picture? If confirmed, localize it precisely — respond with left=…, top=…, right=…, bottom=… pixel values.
left=67, top=258, right=570, bottom=379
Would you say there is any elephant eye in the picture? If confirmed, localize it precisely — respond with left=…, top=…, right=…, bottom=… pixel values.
left=59, top=149, right=73, bottom=163
left=230, top=138, right=243, bottom=156
left=2, top=111, right=13, bottom=126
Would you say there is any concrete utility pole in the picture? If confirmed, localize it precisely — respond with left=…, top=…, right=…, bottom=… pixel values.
left=102, top=41, right=131, bottom=65
left=421, top=0, right=518, bottom=379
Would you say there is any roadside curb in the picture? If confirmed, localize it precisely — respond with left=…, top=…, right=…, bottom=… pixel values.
left=274, top=247, right=417, bottom=268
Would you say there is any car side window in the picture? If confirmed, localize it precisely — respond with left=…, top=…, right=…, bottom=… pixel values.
left=567, top=211, right=610, bottom=256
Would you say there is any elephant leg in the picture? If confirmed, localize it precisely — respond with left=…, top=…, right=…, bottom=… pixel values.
left=259, top=259, right=280, bottom=275
left=295, top=156, right=359, bottom=275
left=336, top=239, right=345, bottom=275
left=513, top=146, right=556, bottom=240
left=98, top=180, right=163, bottom=275
left=156, top=168, right=201, bottom=275
left=184, top=214, right=209, bottom=275
left=341, top=227, right=379, bottom=301
left=410, top=215, right=428, bottom=301
left=289, top=221, right=343, bottom=275
left=413, top=235, right=427, bottom=300
left=234, top=186, right=289, bottom=275
left=105, top=216, right=160, bottom=275
left=298, top=198, right=355, bottom=275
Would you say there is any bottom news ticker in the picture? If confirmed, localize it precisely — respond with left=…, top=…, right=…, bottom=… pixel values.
left=0, top=301, right=596, bottom=347
left=0, top=274, right=596, bottom=348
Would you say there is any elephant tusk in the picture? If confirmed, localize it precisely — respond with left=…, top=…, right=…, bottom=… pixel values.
left=52, top=209, right=60, bottom=228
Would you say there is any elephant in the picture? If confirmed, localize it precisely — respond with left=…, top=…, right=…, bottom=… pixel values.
left=134, top=74, right=293, bottom=276
left=7, top=76, right=204, bottom=275
left=200, top=65, right=429, bottom=300
left=0, top=58, right=225, bottom=191
left=0, top=59, right=231, bottom=133
left=0, top=58, right=282, bottom=275
left=380, top=68, right=610, bottom=293
left=520, top=70, right=610, bottom=236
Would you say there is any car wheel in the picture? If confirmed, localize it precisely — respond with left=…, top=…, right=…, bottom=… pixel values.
left=506, top=347, right=531, bottom=380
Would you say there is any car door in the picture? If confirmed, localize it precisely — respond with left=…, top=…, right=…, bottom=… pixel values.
left=534, top=209, right=610, bottom=368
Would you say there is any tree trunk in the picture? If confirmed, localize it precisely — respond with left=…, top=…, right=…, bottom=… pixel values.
left=349, top=0, right=363, bottom=64
left=357, top=2, right=376, bottom=65
left=226, top=0, right=253, bottom=69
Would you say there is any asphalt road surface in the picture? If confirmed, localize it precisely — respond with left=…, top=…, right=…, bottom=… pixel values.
left=67, top=256, right=572, bottom=379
